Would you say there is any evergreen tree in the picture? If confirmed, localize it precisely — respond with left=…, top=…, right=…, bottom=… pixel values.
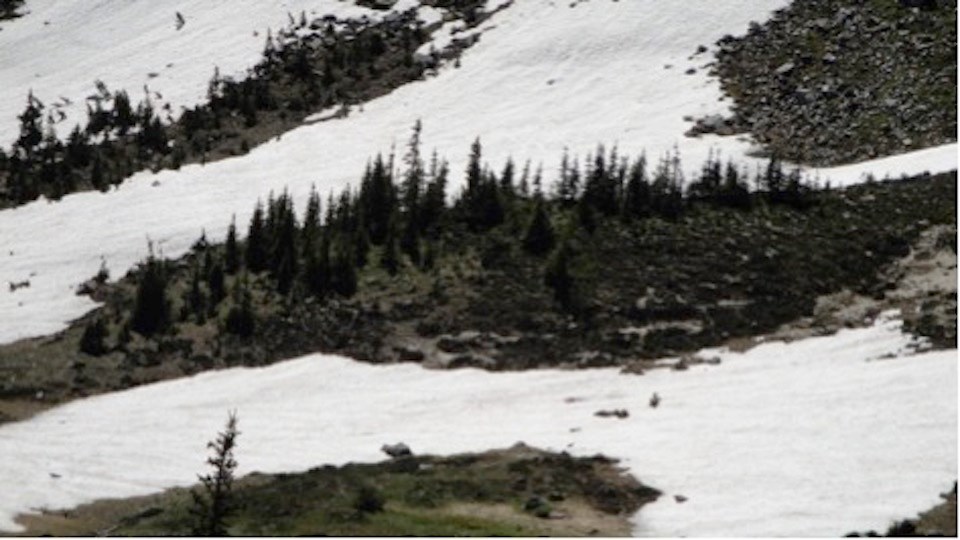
left=719, top=161, right=751, bottom=210
left=381, top=216, right=402, bottom=276
left=208, top=259, right=226, bottom=308
left=523, top=198, right=555, bottom=256
left=224, top=217, right=240, bottom=274
left=15, top=92, right=43, bottom=156
left=622, top=155, right=650, bottom=220
left=557, top=150, right=579, bottom=206
left=399, top=121, right=424, bottom=264
left=303, top=236, right=330, bottom=298
left=420, top=153, right=448, bottom=233
left=500, top=158, right=515, bottom=198
left=131, top=250, right=171, bottom=337
left=270, top=194, right=298, bottom=294
left=301, top=186, right=322, bottom=256
left=544, top=240, right=578, bottom=313
left=359, top=154, right=395, bottom=244
left=112, top=90, right=135, bottom=135
left=191, top=412, right=239, bottom=537
left=330, top=242, right=358, bottom=297
left=186, top=265, right=207, bottom=323
left=246, top=201, right=268, bottom=273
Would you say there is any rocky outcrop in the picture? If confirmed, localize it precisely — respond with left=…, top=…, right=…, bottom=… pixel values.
left=710, top=0, right=956, bottom=165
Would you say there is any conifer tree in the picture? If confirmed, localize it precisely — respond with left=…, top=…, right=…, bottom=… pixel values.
left=381, top=216, right=402, bottom=276
left=186, top=265, right=207, bottom=323
left=303, top=236, right=330, bottom=298
left=15, top=92, right=43, bottom=156
left=622, top=155, right=650, bottom=220
left=131, top=249, right=171, bottom=337
left=500, top=158, right=515, bottom=198
left=330, top=242, right=358, bottom=297
left=191, top=412, right=239, bottom=537
left=246, top=201, right=268, bottom=273
left=301, top=186, right=322, bottom=256
left=208, top=259, right=226, bottom=309
left=523, top=198, right=555, bottom=256
left=544, top=240, right=578, bottom=313
left=224, top=216, right=240, bottom=274
left=420, top=153, right=448, bottom=233
left=359, top=154, right=395, bottom=244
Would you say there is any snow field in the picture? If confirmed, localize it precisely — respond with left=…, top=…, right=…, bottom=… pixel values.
left=0, top=313, right=954, bottom=536
left=0, top=0, right=956, bottom=345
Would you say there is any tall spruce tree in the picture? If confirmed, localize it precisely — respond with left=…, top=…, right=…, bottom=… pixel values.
left=131, top=250, right=171, bottom=337
left=246, top=201, right=268, bottom=272
left=224, top=216, right=240, bottom=274
left=523, top=198, right=555, bottom=256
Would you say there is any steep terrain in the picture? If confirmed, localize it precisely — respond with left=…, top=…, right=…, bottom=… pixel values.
left=709, top=0, right=957, bottom=165
left=0, top=0, right=955, bottom=537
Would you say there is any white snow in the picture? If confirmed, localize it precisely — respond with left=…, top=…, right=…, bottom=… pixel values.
left=0, top=313, right=954, bottom=536
left=0, top=2, right=955, bottom=535
left=0, top=0, right=956, bottom=345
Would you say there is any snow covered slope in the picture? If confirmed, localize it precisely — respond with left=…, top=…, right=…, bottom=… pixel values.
left=0, top=0, right=956, bottom=345
left=0, top=0, right=380, bottom=147
left=0, top=313, right=954, bottom=536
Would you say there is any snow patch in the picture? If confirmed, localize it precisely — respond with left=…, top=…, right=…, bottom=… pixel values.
left=0, top=315, right=953, bottom=536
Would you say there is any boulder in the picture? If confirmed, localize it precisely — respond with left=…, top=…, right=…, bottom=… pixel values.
left=381, top=442, right=412, bottom=458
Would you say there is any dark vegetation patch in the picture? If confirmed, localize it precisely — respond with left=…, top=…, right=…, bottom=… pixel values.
left=0, top=2, right=487, bottom=206
left=16, top=444, right=658, bottom=537
left=708, top=0, right=957, bottom=165
left=0, top=130, right=954, bottom=414
left=0, top=0, right=23, bottom=22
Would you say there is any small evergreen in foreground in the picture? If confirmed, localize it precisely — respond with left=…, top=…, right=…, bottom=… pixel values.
left=191, top=412, right=240, bottom=537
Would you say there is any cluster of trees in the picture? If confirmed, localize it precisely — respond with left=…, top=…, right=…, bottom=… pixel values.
left=0, top=87, right=170, bottom=202
left=86, top=126, right=816, bottom=355
left=0, top=9, right=431, bottom=206
left=0, top=0, right=23, bottom=19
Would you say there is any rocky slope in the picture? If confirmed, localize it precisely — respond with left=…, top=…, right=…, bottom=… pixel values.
left=706, top=0, right=956, bottom=165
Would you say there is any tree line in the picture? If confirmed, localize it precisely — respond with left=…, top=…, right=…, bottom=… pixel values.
left=78, top=123, right=816, bottom=355
left=0, top=8, right=431, bottom=205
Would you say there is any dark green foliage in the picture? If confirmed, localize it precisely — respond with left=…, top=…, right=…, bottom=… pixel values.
left=544, top=240, right=579, bottom=313
left=459, top=139, right=505, bottom=231
left=131, top=252, right=171, bottom=337
left=79, top=317, right=109, bottom=356
left=523, top=199, right=555, bottom=256
left=330, top=242, right=358, bottom=297
left=1, top=8, right=435, bottom=208
left=208, top=260, right=226, bottom=309
left=303, top=237, right=331, bottom=297
left=191, top=412, right=240, bottom=537
left=381, top=218, right=402, bottom=276
left=225, top=275, right=255, bottom=337
left=186, top=265, right=207, bottom=324
left=246, top=202, right=268, bottom=273
left=359, top=154, right=396, bottom=244
left=0, top=0, right=24, bottom=20
left=622, top=155, right=650, bottom=220
left=224, top=217, right=240, bottom=274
